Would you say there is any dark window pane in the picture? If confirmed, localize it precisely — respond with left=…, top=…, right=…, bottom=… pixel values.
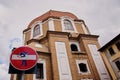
left=36, top=63, right=44, bottom=79
left=116, top=42, right=120, bottom=51
left=79, top=63, right=88, bottom=72
left=71, top=44, right=78, bottom=51
left=33, top=25, right=40, bottom=37
left=108, top=47, right=115, bottom=56
left=115, top=61, right=120, bottom=70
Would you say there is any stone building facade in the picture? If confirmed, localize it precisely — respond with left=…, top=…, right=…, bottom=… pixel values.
left=10, top=10, right=110, bottom=80
left=99, top=34, right=120, bottom=80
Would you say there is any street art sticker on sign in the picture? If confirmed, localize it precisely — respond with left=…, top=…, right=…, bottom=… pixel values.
left=10, top=46, right=38, bottom=71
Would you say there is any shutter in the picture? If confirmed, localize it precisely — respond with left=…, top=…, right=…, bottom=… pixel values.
left=55, top=42, right=72, bottom=80
left=88, top=44, right=110, bottom=80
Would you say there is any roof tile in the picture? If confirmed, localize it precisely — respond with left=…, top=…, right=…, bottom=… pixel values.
left=28, top=10, right=78, bottom=28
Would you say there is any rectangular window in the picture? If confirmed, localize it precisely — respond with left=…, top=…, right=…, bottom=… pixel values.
left=36, top=63, right=44, bottom=79
left=116, top=42, right=120, bottom=51
left=115, top=60, right=120, bottom=71
left=33, top=60, right=46, bottom=80
left=108, top=47, right=115, bottom=56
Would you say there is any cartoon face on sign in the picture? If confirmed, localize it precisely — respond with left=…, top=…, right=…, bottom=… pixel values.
left=19, top=52, right=28, bottom=57
left=18, top=52, right=28, bottom=66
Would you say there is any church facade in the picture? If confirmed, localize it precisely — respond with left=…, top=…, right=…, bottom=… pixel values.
left=10, top=10, right=110, bottom=80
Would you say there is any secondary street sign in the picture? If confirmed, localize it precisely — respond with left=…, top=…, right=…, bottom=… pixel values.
left=10, top=46, right=38, bottom=71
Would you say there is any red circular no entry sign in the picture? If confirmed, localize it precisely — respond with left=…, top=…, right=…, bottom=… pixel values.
left=10, top=46, right=38, bottom=71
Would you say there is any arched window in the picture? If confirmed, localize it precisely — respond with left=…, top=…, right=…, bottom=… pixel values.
left=79, top=63, right=88, bottom=72
left=33, top=24, right=40, bottom=37
left=64, top=19, right=74, bottom=30
left=71, top=44, right=78, bottom=51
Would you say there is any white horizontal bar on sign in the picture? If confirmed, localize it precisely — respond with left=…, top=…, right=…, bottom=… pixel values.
left=12, top=55, right=36, bottom=60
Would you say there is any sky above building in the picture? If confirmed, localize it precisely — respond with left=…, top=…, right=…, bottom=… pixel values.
left=0, top=0, right=120, bottom=79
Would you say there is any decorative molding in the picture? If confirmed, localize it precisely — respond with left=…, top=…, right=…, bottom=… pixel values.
left=35, top=43, right=42, bottom=48
left=48, top=18, right=55, bottom=31
left=81, top=23, right=89, bottom=34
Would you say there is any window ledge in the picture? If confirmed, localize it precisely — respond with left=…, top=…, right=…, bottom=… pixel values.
left=79, top=72, right=91, bottom=75
left=72, top=51, right=86, bottom=54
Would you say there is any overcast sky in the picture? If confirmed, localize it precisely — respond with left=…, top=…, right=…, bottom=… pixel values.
left=0, top=0, right=120, bottom=80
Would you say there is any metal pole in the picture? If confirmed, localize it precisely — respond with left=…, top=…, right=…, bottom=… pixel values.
left=21, top=71, right=25, bottom=80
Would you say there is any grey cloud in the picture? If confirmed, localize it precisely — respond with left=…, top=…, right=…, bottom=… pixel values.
left=0, top=21, right=22, bottom=65
left=75, top=0, right=120, bottom=45
left=0, top=21, right=9, bottom=32
left=0, top=0, right=15, bottom=8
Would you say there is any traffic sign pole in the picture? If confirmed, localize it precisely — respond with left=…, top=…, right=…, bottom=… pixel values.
left=21, top=71, right=24, bottom=80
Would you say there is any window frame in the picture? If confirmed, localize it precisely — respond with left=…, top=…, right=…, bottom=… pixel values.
left=71, top=44, right=79, bottom=51
left=33, top=59, right=46, bottom=80
left=64, top=19, right=74, bottom=30
left=61, top=16, right=77, bottom=33
left=70, top=42, right=81, bottom=52
left=33, top=24, right=41, bottom=37
left=31, top=21, right=43, bottom=39
left=76, top=60, right=90, bottom=74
